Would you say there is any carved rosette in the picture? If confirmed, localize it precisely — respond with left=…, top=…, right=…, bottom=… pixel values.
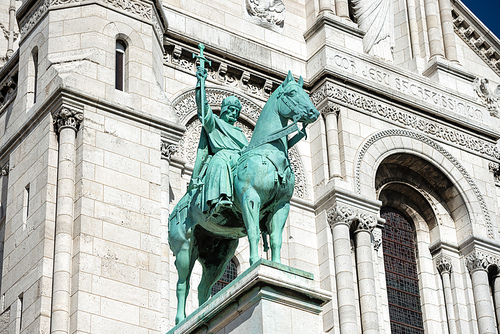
left=53, top=107, right=83, bottom=133
left=320, top=101, right=340, bottom=119
left=435, top=255, right=452, bottom=275
left=326, top=204, right=357, bottom=228
left=161, top=142, right=177, bottom=161
left=465, top=250, right=497, bottom=273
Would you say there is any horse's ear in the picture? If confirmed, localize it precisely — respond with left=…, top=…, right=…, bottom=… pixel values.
left=298, top=76, right=304, bottom=87
left=284, top=70, right=294, bottom=84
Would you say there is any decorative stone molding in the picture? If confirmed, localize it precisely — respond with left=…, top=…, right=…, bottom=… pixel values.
left=310, top=81, right=500, bottom=160
left=161, top=142, right=177, bottom=161
left=436, top=255, right=453, bottom=274
left=326, top=204, right=357, bottom=228
left=52, top=107, right=83, bottom=133
left=465, top=249, right=498, bottom=273
left=245, top=0, right=286, bottom=30
left=164, top=43, right=278, bottom=100
left=357, top=212, right=378, bottom=231
left=355, top=129, right=494, bottom=238
left=1, top=163, right=8, bottom=176
left=372, top=230, right=382, bottom=251
left=320, top=101, right=340, bottom=118
left=473, top=77, right=500, bottom=117
left=19, top=0, right=162, bottom=40
left=489, top=162, right=500, bottom=186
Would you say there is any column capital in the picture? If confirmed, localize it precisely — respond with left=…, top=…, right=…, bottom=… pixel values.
left=320, top=101, right=340, bottom=118
left=161, top=141, right=177, bottom=161
left=465, top=249, right=497, bottom=273
left=356, top=212, right=377, bottom=231
left=53, top=106, right=83, bottom=133
left=436, top=254, right=452, bottom=274
left=326, top=204, right=357, bottom=228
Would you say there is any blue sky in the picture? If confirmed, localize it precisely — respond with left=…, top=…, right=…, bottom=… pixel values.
left=461, top=0, right=500, bottom=38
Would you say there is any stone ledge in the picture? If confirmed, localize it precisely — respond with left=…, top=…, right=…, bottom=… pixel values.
left=168, top=259, right=331, bottom=334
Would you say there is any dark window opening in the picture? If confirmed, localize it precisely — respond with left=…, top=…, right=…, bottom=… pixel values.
left=211, top=259, right=237, bottom=296
left=32, top=49, right=38, bottom=103
left=115, top=40, right=126, bottom=91
left=381, top=207, right=425, bottom=334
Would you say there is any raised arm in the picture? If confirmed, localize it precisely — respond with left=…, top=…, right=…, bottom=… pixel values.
left=195, top=66, right=215, bottom=132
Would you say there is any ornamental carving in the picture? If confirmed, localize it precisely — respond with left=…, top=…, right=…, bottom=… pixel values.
left=161, top=142, right=177, bottom=161
left=174, top=117, right=307, bottom=198
left=20, top=0, right=153, bottom=39
left=311, top=81, right=500, bottom=160
left=326, top=204, right=358, bottom=228
left=357, top=212, right=378, bottom=231
left=355, top=129, right=494, bottom=238
left=489, top=162, right=500, bottom=186
left=465, top=249, right=498, bottom=273
left=372, top=228, right=382, bottom=251
left=320, top=101, right=340, bottom=118
left=1, top=163, right=8, bottom=176
left=435, top=255, right=452, bottom=274
left=53, top=107, right=83, bottom=133
left=245, top=0, right=286, bottom=29
left=473, top=77, right=500, bottom=117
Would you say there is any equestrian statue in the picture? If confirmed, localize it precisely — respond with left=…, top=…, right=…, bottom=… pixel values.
left=168, top=44, right=319, bottom=324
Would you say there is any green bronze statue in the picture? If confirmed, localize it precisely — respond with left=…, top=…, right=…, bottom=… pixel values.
left=168, top=44, right=319, bottom=324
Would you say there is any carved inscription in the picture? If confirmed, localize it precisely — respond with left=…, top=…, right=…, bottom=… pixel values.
left=332, top=54, right=484, bottom=122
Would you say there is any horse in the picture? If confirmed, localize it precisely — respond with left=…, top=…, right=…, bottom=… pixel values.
left=168, top=71, right=319, bottom=324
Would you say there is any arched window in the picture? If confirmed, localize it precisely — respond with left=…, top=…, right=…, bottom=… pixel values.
left=381, top=207, right=424, bottom=334
left=115, top=40, right=126, bottom=91
left=211, top=259, right=238, bottom=296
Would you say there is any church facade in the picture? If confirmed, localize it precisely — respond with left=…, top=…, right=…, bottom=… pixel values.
left=0, top=0, right=497, bottom=333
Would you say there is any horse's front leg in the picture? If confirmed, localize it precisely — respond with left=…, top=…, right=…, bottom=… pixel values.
left=240, top=189, right=261, bottom=265
left=269, top=202, right=290, bottom=263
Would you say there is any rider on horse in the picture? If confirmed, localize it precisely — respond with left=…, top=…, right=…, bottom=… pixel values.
left=191, top=66, right=249, bottom=215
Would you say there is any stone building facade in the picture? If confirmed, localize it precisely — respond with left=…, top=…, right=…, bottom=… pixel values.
left=0, top=0, right=496, bottom=333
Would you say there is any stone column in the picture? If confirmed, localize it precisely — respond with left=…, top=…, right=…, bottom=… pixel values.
left=436, top=255, right=457, bottom=334
left=493, top=274, right=500, bottom=331
left=407, top=0, right=420, bottom=58
left=6, top=0, right=15, bottom=57
left=51, top=107, right=83, bottom=334
left=319, top=0, right=333, bottom=13
left=423, top=0, right=444, bottom=59
left=327, top=205, right=358, bottom=334
left=321, top=102, right=342, bottom=179
left=466, top=250, right=497, bottom=334
left=354, top=214, right=379, bottom=334
left=335, top=0, right=349, bottom=19
left=160, top=141, right=176, bottom=331
left=439, top=0, right=458, bottom=62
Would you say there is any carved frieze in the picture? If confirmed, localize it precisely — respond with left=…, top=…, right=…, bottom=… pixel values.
left=311, top=81, right=500, bottom=160
left=245, top=0, right=286, bottom=30
left=53, top=107, right=83, bottom=133
left=355, top=129, right=494, bottom=238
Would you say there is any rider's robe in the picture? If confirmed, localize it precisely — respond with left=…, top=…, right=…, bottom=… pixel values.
left=193, top=103, right=248, bottom=213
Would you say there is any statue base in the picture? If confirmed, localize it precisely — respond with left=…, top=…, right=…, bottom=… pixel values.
left=167, top=259, right=331, bottom=334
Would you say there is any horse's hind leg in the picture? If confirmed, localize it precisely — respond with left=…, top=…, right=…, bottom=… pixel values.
left=240, top=189, right=261, bottom=265
left=172, top=236, right=198, bottom=324
left=269, top=202, right=290, bottom=263
left=197, top=238, right=239, bottom=305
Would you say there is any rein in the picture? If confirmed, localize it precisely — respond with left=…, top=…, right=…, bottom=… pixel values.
left=240, top=87, right=306, bottom=155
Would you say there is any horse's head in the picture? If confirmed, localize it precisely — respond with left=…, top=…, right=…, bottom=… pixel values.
left=275, top=71, right=319, bottom=125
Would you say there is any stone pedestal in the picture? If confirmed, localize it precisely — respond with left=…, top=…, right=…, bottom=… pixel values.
left=167, top=259, right=331, bottom=334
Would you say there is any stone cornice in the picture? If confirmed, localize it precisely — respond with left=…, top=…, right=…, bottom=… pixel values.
left=303, top=12, right=364, bottom=42
left=311, top=80, right=500, bottom=161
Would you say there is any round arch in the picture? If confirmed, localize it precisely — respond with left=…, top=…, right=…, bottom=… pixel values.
left=355, top=128, right=494, bottom=239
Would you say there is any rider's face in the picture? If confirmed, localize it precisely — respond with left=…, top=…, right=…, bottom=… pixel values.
left=221, top=106, right=239, bottom=125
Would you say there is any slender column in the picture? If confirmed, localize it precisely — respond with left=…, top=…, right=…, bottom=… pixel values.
left=493, top=274, right=500, bottom=331
left=354, top=214, right=379, bottom=334
left=436, top=255, right=457, bottom=334
left=423, top=0, right=444, bottom=59
left=335, top=0, right=349, bottom=19
left=51, top=107, right=83, bottom=334
left=466, top=250, right=497, bottom=334
left=160, top=141, right=176, bottom=332
left=439, top=0, right=458, bottom=62
left=321, top=102, right=341, bottom=179
left=407, top=0, right=420, bottom=58
left=6, top=0, right=15, bottom=57
left=327, top=205, right=358, bottom=334
left=319, top=0, right=333, bottom=14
